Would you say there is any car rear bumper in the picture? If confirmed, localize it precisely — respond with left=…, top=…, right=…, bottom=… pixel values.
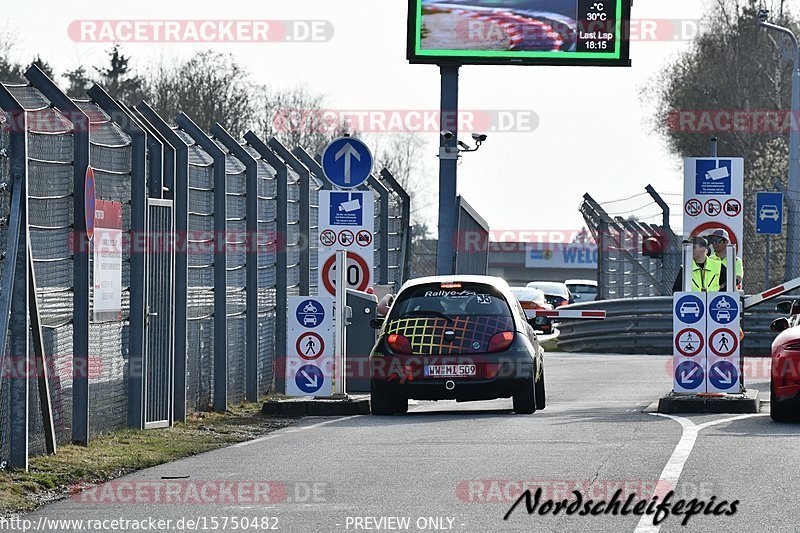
left=773, top=348, right=800, bottom=403
left=371, top=359, right=534, bottom=402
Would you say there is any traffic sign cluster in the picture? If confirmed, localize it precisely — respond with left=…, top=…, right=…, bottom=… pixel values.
left=286, top=297, right=334, bottom=396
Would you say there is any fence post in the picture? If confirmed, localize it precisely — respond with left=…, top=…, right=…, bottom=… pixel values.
left=368, top=175, right=390, bottom=285
left=134, top=102, right=189, bottom=421
left=378, top=169, right=411, bottom=284
left=213, top=124, right=260, bottom=402
left=0, top=87, right=29, bottom=469
left=293, top=147, right=332, bottom=191
left=25, top=65, right=91, bottom=445
left=175, top=114, right=228, bottom=412
left=89, top=86, right=149, bottom=428
left=268, top=139, right=311, bottom=295
left=245, top=132, right=288, bottom=394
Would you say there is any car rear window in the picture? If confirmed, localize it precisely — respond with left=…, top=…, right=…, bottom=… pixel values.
left=528, top=282, right=569, bottom=298
left=568, top=284, right=596, bottom=294
left=389, top=282, right=512, bottom=320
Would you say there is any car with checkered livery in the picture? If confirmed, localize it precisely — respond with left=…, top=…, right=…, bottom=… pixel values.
left=369, top=276, right=546, bottom=415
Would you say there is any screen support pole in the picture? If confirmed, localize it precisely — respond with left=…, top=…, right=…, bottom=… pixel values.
left=436, top=64, right=459, bottom=275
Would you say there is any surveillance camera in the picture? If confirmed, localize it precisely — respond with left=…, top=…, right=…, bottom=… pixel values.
left=441, top=130, right=454, bottom=140
left=757, top=9, right=770, bottom=22
left=472, top=133, right=487, bottom=142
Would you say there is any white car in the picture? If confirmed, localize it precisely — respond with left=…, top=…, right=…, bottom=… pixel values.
left=716, top=310, right=731, bottom=321
left=680, top=302, right=701, bottom=317
left=760, top=205, right=780, bottom=221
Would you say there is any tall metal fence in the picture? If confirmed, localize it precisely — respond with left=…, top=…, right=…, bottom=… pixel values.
left=581, top=187, right=681, bottom=299
left=0, top=65, right=411, bottom=469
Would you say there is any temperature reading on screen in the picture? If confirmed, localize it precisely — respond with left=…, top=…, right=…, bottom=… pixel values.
left=577, top=0, right=616, bottom=53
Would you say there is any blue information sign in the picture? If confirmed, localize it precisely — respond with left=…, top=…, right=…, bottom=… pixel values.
left=756, top=191, right=783, bottom=235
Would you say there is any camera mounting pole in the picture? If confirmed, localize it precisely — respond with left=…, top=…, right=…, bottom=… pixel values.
left=436, top=64, right=460, bottom=275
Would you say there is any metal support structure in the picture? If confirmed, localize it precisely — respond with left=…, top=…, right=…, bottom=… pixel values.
left=709, top=136, right=718, bottom=158
left=175, top=114, right=227, bottom=412
left=759, top=21, right=800, bottom=279
left=268, top=139, right=311, bottom=294
left=134, top=102, right=189, bottom=422
left=646, top=184, right=679, bottom=295
left=25, top=65, right=91, bottom=446
left=0, top=88, right=28, bottom=467
left=293, top=147, right=332, bottom=191
left=437, top=64, right=460, bottom=276
left=212, top=124, right=259, bottom=402
left=28, top=246, right=55, bottom=454
left=765, top=235, right=771, bottom=291
left=379, top=168, right=411, bottom=284
left=90, top=87, right=148, bottom=429
left=334, top=250, right=347, bottom=395
left=245, top=131, right=288, bottom=394
left=368, top=175, right=390, bottom=285
left=682, top=243, right=693, bottom=292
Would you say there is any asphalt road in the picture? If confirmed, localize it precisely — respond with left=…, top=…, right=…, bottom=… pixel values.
left=14, top=354, right=800, bottom=533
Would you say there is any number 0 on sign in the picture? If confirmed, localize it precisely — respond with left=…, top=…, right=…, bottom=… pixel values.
left=321, top=252, right=371, bottom=296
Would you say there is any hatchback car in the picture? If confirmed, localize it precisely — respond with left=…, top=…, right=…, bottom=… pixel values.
left=769, top=300, right=800, bottom=422
left=369, top=276, right=546, bottom=415
left=526, top=281, right=573, bottom=307
left=510, top=287, right=553, bottom=333
left=565, top=279, right=598, bottom=302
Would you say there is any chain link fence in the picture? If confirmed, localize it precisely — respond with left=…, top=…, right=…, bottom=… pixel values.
left=0, top=66, right=412, bottom=468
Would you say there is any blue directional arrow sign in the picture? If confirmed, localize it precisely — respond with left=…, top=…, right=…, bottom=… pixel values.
left=295, top=299, right=325, bottom=329
left=321, top=137, right=373, bottom=188
left=675, top=295, right=704, bottom=324
left=295, top=364, right=324, bottom=394
left=756, top=191, right=783, bottom=235
left=709, top=361, right=738, bottom=391
left=675, top=361, right=704, bottom=390
left=709, top=295, right=738, bottom=324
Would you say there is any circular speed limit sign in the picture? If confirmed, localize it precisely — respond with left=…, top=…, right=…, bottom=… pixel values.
left=321, top=252, right=370, bottom=296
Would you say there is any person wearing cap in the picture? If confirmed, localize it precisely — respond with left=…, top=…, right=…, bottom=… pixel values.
left=705, top=228, right=743, bottom=291
left=672, top=236, right=722, bottom=292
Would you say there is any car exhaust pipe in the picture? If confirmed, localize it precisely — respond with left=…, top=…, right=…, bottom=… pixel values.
left=445, top=380, right=455, bottom=391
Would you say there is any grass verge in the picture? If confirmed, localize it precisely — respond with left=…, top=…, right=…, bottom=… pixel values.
left=0, top=402, right=295, bottom=516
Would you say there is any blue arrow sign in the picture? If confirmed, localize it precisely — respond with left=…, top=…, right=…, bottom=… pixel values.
left=322, top=137, right=373, bottom=188
left=295, top=364, right=324, bottom=394
left=756, top=191, right=783, bottom=235
left=295, top=299, right=325, bottom=329
left=709, top=361, right=738, bottom=391
left=675, top=361, right=704, bottom=390
left=709, top=295, right=739, bottom=324
left=675, top=295, right=704, bottom=324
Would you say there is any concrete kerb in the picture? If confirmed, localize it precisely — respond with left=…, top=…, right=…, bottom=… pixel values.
left=656, top=389, right=761, bottom=414
left=262, top=395, right=371, bottom=416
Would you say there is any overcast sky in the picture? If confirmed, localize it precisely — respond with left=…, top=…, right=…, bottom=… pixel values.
left=5, top=0, right=711, bottom=238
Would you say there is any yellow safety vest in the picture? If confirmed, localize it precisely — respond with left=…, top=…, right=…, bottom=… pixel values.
left=691, top=259, right=721, bottom=292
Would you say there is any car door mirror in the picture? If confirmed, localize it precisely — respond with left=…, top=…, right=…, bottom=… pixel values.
left=771, top=317, right=790, bottom=332
left=370, top=317, right=384, bottom=329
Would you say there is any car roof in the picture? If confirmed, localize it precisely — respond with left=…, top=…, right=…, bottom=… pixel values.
left=565, top=279, right=597, bottom=286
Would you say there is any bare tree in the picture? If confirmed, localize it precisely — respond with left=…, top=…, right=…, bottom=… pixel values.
left=146, top=50, right=254, bottom=135
left=373, top=132, right=434, bottom=224
left=253, top=85, right=349, bottom=155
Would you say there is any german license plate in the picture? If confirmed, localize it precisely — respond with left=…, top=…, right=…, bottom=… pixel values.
left=424, top=364, right=477, bottom=377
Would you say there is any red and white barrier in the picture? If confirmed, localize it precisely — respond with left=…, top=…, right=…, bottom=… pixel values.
left=744, top=276, right=800, bottom=309
left=534, top=310, right=606, bottom=320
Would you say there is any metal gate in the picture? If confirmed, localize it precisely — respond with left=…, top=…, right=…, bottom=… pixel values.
left=454, top=196, right=489, bottom=275
left=144, top=199, right=175, bottom=428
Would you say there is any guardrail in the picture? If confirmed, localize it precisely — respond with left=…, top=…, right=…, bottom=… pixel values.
left=557, top=296, right=792, bottom=356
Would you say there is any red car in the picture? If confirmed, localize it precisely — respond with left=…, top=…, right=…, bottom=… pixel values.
left=769, top=300, right=800, bottom=422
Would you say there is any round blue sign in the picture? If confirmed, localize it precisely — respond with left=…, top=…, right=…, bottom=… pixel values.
left=709, top=361, right=738, bottom=391
left=675, top=295, right=704, bottom=324
left=295, top=364, right=324, bottom=394
left=321, top=137, right=373, bottom=188
left=709, top=295, right=738, bottom=324
left=675, top=361, right=704, bottom=390
left=296, top=299, right=325, bottom=328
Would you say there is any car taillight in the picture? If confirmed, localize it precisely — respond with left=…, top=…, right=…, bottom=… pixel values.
left=387, top=333, right=412, bottom=354
left=557, top=300, right=568, bottom=307
left=487, top=331, right=515, bottom=353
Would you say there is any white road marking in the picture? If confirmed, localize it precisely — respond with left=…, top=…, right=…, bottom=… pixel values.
left=633, top=413, right=766, bottom=533
left=231, top=415, right=362, bottom=448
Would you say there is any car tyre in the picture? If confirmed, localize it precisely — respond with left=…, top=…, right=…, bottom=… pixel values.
left=770, top=379, right=794, bottom=422
left=371, top=387, right=399, bottom=416
left=535, top=365, right=546, bottom=410
left=513, top=375, right=537, bottom=414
